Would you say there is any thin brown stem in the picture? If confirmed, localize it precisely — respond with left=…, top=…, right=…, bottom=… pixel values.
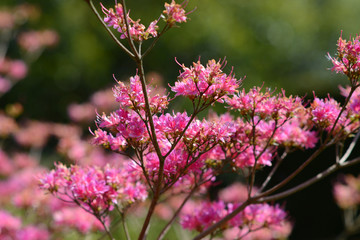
left=120, top=0, right=139, bottom=57
left=256, top=156, right=360, bottom=203
left=259, top=151, right=287, bottom=192
left=115, top=205, right=131, bottom=240
left=87, top=0, right=135, bottom=59
left=98, top=215, right=115, bottom=240
left=157, top=185, right=199, bottom=240
left=256, top=144, right=326, bottom=198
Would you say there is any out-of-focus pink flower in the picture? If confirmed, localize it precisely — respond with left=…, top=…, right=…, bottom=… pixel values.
left=0, top=210, right=22, bottom=239
left=13, top=153, right=37, bottom=169
left=8, top=60, right=27, bottom=80
left=53, top=207, right=104, bottom=234
left=14, top=121, right=51, bottom=148
left=18, top=30, right=59, bottom=53
left=154, top=203, right=174, bottom=220
left=90, top=88, right=118, bottom=110
left=0, top=76, right=11, bottom=93
left=15, top=225, right=50, bottom=240
left=0, top=10, right=15, bottom=29
left=0, top=58, right=28, bottom=80
left=67, top=103, right=95, bottom=123
left=0, top=150, right=14, bottom=176
left=0, top=4, right=39, bottom=30
left=333, top=174, right=360, bottom=209
left=219, top=182, right=254, bottom=203
left=52, top=123, right=82, bottom=139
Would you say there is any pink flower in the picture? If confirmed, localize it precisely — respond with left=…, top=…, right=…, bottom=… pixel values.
left=275, top=117, right=318, bottom=149
left=310, top=96, right=345, bottom=131
left=0, top=76, right=11, bottom=93
left=233, top=146, right=273, bottom=168
left=171, top=59, right=241, bottom=102
left=113, top=74, right=169, bottom=113
left=153, top=112, right=190, bottom=139
left=163, top=0, right=188, bottom=24
left=328, top=32, right=360, bottom=82
left=53, top=207, right=105, bottom=234
left=39, top=162, right=148, bottom=217
left=101, top=2, right=159, bottom=41
left=227, top=87, right=304, bottom=121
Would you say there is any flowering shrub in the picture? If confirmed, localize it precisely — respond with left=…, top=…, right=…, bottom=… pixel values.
left=37, top=0, right=360, bottom=239
left=0, top=0, right=356, bottom=239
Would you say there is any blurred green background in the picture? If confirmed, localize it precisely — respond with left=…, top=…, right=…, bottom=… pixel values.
left=2, top=0, right=360, bottom=239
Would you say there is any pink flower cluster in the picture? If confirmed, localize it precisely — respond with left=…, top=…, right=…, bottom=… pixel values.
left=113, top=74, right=169, bottom=113
left=101, top=2, right=159, bottom=41
left=227, top=87, right=303, bottom=121
left=328, top=33, right=360, bottom=82
left=171, top=59, right=241, bottom=102
left=39, top=162, right=148, bottom=216
left=163, top=0, right=188, bottom=24
left=309, top=93, right=360, bottom=136
left=310, top=96, right=342, bottom=128
left=225, top=88, right=318, bottom=153
left=340, top=85, right=360, bottom=116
